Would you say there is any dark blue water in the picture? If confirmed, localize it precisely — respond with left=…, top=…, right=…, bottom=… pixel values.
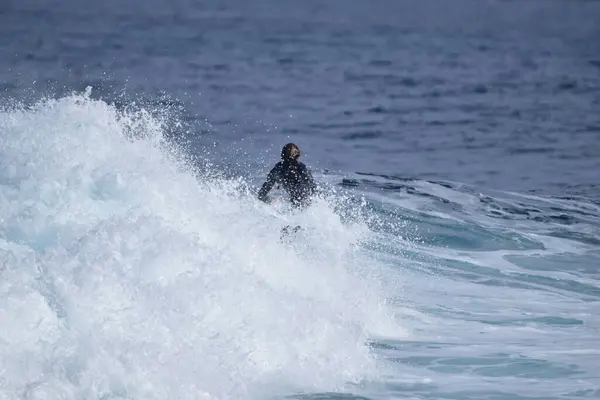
left=3, top=0, right=600, bottom=195
left=1, top=1, right=599, bottom=399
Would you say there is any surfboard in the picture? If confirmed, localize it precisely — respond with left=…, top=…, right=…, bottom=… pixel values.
left=280, top=224, right=302, bottom=243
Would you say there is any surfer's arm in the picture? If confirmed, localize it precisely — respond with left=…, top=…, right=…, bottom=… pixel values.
left=306, top=168, right=317, bottom=193
left=301, top=164, right=317, bottom=196
left=257, top=164, right=280, bottom=203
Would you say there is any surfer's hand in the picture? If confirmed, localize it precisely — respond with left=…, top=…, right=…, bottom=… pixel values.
left=258, top=195, right=271, bottom=204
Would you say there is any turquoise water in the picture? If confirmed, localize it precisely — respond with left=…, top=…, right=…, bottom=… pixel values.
left=353, top=177, right=600, bottom=399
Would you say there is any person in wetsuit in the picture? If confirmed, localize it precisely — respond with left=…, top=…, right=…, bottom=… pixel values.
left=257, top=143, right=317, bottom=209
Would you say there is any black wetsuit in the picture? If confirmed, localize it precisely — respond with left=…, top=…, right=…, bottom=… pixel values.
left=258, top=160, right=317, bottom=208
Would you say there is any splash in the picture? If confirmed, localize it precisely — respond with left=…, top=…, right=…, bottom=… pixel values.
left=0, top=90, right=398, bottom=400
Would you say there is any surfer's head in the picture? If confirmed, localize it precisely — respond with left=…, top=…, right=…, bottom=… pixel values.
left=281, top=143, right=301, bottom=161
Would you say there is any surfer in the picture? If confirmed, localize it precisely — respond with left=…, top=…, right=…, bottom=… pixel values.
left=257, top=143, right=317, bottom=209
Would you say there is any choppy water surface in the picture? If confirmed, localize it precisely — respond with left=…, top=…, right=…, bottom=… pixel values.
left=1, top=1, right=599, bottom=399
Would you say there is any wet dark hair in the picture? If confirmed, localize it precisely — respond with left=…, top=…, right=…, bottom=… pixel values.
left=281, top=143, right=300, bottom=161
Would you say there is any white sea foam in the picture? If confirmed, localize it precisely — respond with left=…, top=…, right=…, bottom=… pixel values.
left=0, top=91, right=400, bottom=400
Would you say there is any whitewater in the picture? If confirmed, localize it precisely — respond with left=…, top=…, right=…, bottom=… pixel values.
left=1, top=92, right=599, bottom=399
left=0, top=91, right=402, bottom=399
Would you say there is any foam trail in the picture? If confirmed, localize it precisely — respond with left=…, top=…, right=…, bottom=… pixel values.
left=0, top=91, right=399, bottom=400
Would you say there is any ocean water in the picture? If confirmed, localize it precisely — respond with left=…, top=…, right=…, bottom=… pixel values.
left=1, top=1, right=599, bottom=399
